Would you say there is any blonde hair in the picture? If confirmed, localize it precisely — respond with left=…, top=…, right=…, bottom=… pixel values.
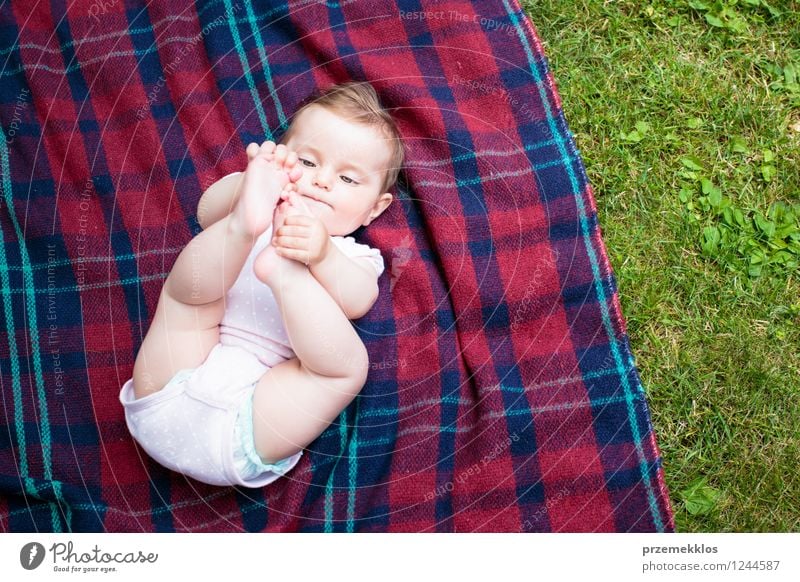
left=280, top=82, right=404, bottom=192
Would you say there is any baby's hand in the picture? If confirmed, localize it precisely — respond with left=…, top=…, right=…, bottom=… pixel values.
left=272, top=194, right=331, bottom=266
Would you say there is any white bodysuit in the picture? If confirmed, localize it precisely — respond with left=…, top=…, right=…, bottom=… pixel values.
left=119, top=223, right=385, bottom=487
left=219, top=224, right=386, bottom=366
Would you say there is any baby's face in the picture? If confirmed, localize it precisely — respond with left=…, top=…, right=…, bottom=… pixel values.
left=283, top=104, right=393, bottom=236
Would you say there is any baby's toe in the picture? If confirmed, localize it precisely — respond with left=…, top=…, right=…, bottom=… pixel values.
left=246, top=142, right=259, bottom=160
left=283, top=152, right=303, bottom=181
left=288, top=190, right=312, bottom=214
left=274, top=144, right=288, bottom=166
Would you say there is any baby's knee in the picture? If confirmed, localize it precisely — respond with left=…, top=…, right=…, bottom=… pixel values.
left=347, top=343, right=370, bottom=386
left=306, top=354, right=368, bottom=390
left=332, top=342, right=369, bottom=390
left=315, top=342, right=369, bottom=386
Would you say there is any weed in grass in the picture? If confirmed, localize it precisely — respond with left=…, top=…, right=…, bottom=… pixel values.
left=681, top=476, right=724, bottom=515
left=687, top=0, right=783, bottom=34
left=677, top=156, right=800, bottom=279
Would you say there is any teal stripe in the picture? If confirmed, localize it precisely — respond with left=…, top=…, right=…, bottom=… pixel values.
left=323, top=410, right=348, bottom=532
left=0, top=130, right=37, bottom=515
left=362, top=380, right=636, bottom=418
left=359, top=364, right=628, bottom=420
left=346, top=397, right=360, bottom=532
left=220, top=0, right=272, bottom=138
left=0, top=124, right=65, bottom=531
left=503, top=1, right=664, bottom=531
left=448, top=139, right=559, bottom=164
left=353, top=436, right=394, bottom=448
left=240, top=1, right=287, bottom=130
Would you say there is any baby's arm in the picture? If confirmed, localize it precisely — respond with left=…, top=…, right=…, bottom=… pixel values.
left=309, top=243, right=379, bottom=320
left=197, top=172, right=243, bottom=230
left=273, top=197, right=379, bottom=320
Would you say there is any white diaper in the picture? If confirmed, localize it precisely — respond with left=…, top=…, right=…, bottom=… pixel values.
left=119, top=343, right=302, bottom=488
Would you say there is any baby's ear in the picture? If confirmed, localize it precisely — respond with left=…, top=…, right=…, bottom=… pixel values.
left=363, top=192, right=393, bottom=226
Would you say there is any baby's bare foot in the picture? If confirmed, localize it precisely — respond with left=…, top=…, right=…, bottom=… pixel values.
left=253, top=190, right=310, bottom=285
left=229, top=142, right=302, bottom=239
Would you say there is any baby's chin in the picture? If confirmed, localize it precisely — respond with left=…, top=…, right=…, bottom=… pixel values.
left=319, top=216, right=355, bottom=238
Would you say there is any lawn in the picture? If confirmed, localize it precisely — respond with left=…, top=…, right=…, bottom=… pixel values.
left=521, top=0, right=800, bottom=532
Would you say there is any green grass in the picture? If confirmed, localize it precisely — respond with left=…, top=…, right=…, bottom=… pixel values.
left=521, top=0, right=800, bottom=532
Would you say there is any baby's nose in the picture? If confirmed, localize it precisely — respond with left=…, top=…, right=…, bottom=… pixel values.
left=313, top=169, right=333, bottom=189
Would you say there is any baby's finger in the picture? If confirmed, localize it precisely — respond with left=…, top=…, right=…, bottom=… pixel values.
left=274, top=246, right=309, bottom=265
left=274, top=225, right=310, bottom=238
left=273, top=235, right=308, bottom=249
left=283, top=214, right=312, bottom=226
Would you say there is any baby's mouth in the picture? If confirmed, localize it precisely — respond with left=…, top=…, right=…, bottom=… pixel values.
left=302, top=194, right=331, bottom=209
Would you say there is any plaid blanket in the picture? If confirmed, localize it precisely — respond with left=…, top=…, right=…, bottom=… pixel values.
left=0, top=0, right=674, bottom=532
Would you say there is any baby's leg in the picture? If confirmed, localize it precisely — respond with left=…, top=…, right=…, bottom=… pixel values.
left=131, top=143, right=300, bottom=399
left=248, top=214, right=370, bottom=463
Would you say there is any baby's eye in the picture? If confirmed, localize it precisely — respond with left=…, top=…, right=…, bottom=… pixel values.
left=340, top=175, right=358, bottom=185
left=300, top=158, right=316, bottom=167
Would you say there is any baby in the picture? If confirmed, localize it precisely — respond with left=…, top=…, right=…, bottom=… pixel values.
left=119, top=82, right=404, bottom=487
